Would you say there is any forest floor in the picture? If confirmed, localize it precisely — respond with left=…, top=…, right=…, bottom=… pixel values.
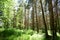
left=0, top=28, right=60, bottom=40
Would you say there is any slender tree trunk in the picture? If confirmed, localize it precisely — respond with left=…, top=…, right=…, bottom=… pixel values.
left=25, top=8, right=27, bottom=29
left=40, top=0, right=48, bottom=39
left=28, top=9, right=29, bottom=29
left=34, top=0, right=39, bottom=33
left=54, top=0, right=60, bottom=33
left=31, top=2, right=35, bottom=30
left=26, top=9, right=29, bottom=29
left=54, top=0, right=58, bottom=39
left=48, top=0, right=56, bottom=40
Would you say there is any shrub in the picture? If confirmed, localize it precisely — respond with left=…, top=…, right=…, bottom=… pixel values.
left=0, top=28, right=22, bottom=37
left=25, top=29, right=34, bottom=35
left=20, top=34, right=30, bottom=40
left=0, top=28, right=16, bottom=37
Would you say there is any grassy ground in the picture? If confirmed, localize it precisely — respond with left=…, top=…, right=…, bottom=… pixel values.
left=0, top=28, right=60, bottom=40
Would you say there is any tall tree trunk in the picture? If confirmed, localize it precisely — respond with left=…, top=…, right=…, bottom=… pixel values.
left=40, top=0, right=48, bottom=39
left=48, top=0, right=56, bottom=40
left=54, top=0, right=60, bottom=33
left=26, top=9, right=29, bottom=29
left=27, top=9, right=29, bottom=29
left=35, top=0, right=39, bottom=33
left=54, top=0, right=58, bottom=39
left=31, top=3, right=35, bottom=30
left=25, top=8, right=27, bottom=29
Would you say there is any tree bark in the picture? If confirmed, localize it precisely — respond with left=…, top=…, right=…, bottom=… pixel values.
left=31, top=2, right=35, bottom=30
left=34, top=0, right=39, bottom=33
left=53, top=0, right=58, bottom=39
left=48, top=0, right=56, bottom=40
left=40, top=0, right=48, bottom=39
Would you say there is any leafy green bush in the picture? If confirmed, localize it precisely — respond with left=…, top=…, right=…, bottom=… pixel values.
left=20, top=34, right=30, bottom=40
left=0, top=28, right=15, bottom=37
left=0, top=28, right=23, bottom=37
left=26, top=29, right=34, bottom=35
left=0, top=28, right=47, bottom=40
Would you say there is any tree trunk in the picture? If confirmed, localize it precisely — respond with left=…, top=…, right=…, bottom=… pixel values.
left=31, top=3, right=35, bottom=30
left=25, top=8, right=27, bottom=29
left=48, top=0, right=56, bottom=40
left=54, top=0, right=58, bottom=39
left=40, top=0, right=48, bottom=39
left=35, top=0, right=39, bottom=33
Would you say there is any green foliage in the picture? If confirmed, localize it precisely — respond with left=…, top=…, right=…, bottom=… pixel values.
left=30, top=34, right=45, bottom=40
left=0, top=0, right=24, bottom=28
left=0, top=28, right=14, bottom=37
left=0, top=28, right=47, bottom=40
left=0, top=0, right=15, bottom=28
left=1, top=28, right=60, bottom=40
left=0, top=28, right=33, bottom=37
left=0, top=28, right=33, bottom=40
left=25, top=29, right=34, bottom=35
left=20, top=34, right=30, bottom=40
left=16, top=7, right=24, bottom=28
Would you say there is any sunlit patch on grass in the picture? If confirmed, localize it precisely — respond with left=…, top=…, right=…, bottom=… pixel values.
left=30, top=34, right=45, bottom=40
left=57, top=32, right=60, bottom=37
left=48, top=30, right=52, bottom=36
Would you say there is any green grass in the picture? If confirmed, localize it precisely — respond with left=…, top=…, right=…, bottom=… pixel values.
left=0, top=28, right=60, bottom=40
left=0, top=28, right=34, bottom=40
